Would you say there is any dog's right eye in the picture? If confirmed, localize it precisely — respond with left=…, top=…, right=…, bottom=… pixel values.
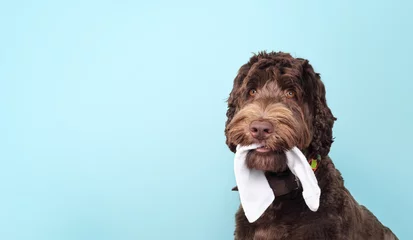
left=249, top=89, right=257, bottom=97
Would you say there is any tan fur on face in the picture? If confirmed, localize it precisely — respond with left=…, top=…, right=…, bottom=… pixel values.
left=226, top=99, right=310, bottom=152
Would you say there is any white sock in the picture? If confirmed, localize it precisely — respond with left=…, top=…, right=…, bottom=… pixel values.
left=234, top=145, right=321, bottom=223
left=234, top=144, right=274, bottom=223
left=286, top=147, right=321, bottom=212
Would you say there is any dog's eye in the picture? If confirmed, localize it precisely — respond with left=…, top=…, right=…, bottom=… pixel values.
left=249, top=89, right=257, bottom=97
left=286, top=90, right=296, bottom=98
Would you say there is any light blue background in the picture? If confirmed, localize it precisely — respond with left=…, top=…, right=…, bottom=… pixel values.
left=1, top=0, right=411, bottom=239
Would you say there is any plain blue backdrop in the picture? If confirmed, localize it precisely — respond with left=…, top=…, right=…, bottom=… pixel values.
left=1, top=0, right=412, bottom=239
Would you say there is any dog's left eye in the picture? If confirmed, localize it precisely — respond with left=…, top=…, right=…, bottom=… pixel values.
left=286, top=90, right=296, bottom=98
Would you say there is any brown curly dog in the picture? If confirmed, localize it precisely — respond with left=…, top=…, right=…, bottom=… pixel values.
left=225, top=51, right=398, bottom=240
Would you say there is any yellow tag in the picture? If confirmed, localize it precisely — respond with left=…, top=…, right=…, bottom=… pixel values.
left=310, top=159, right=318, bottom=170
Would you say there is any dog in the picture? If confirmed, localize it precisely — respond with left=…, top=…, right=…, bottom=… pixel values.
left=224, top=51, right=398, bottom=240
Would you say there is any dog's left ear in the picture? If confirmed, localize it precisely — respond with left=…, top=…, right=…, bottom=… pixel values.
left=300, top=60, right=337, bottom=157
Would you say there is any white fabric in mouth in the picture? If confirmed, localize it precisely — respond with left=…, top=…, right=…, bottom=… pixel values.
left=285, top=147, right=321, bottom=212
left=234, top=144, right=320, bottom=223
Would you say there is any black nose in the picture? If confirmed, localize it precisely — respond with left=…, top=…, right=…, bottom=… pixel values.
left=249, top=121, right=274, bottom=140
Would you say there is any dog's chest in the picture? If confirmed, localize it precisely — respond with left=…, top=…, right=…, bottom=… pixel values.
left=235, top=201, right=316, bottom=240
left=252, top=226, right=291, bottom=240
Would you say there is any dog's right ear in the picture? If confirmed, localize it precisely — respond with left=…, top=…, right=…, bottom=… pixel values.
left=225, top=64, right=250, bottom=152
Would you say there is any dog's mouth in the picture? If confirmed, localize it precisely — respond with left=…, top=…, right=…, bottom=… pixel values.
left=246, top=145, right=288, bottom=173
left=255, top=146, right=271, bottom=153
left=252, top=144, right=284, bottom=154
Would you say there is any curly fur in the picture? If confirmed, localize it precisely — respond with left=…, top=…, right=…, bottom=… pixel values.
left=224, top=51, right=398, bottom=240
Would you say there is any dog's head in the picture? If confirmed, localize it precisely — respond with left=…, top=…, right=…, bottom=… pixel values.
left=225, top=52, right=336, bottom=173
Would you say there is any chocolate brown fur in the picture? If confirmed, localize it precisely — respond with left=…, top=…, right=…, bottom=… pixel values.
left=225, top=51, right=398, bottom=240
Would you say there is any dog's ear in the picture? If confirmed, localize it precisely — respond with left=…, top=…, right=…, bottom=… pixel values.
left=225, top=64, right=250, bottom=152
left=301, top=60, right=336, bottom=157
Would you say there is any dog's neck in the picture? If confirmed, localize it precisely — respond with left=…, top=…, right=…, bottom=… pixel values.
left=265, top=169, right=302, bottom=198
left=232, top=169, right=301, bottom=198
